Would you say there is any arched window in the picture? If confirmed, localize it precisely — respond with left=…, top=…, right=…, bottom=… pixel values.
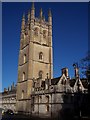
left=21, top=90, right=24, bottom=99
left=23, top=54, right=26, bottom=63
left=23, top=72, right=25, bottom=81
left=46, top=105, right=49, bottom=112
left=38, top=71, right=43, bottom=79
left=39, top=52, right=43, bottom=60
left=34, top=27, right=39, bottom=36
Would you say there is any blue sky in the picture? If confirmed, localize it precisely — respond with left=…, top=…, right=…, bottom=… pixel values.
left=2, top=2, right=88, bottom=91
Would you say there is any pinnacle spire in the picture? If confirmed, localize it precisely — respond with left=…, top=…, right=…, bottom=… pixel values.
left=28, top=10, right=30, bottom=21
left=22, top=13, right=25, bottom=20
left=40, top=8, right=43, bottom=18
left=21, top=13, right=25, bottom=31
left=31, top=2, right=35, bottom=9
left=48, top=8, right=52, bottom=17
left=48, top=8, right=52, bottom=26
left=31, top=2, right=35, bottom=20
left=43, top=15, right=45, bottom=21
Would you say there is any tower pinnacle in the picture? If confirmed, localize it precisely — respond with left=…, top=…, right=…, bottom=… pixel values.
left=40, top=8, right=43, bottom=19
left=31, top=2, right=35, bottom=21
left=28, top=10, right=30, bottom=21
left=48, top=8, right=52, bottom=17
left=31, top=2, right=35, bottom=10
left=43, top=15, right=45, bottom=21
left=48, top=9, right=52, bottom=26
left=22, top=13, right=25, bottom=19
left=21, top=13, right=25, bottom=31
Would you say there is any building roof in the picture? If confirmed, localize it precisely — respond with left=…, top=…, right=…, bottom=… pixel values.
left=51, top=77, right=61, bottom=85
left=2, top=89, right=16, bottom=96
left=81, top=78, right=88, bottom=89
left=69, top=78, right=88, bottom=89
left=69, top=79, right=76, bottom=87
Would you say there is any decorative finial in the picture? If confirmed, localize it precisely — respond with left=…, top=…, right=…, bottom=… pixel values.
left=73, top=62, right=78, bottom=69
left=73, top=62, right=79, bottom=78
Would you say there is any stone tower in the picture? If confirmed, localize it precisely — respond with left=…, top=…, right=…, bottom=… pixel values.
left=16, top=3, right=53, bottom=112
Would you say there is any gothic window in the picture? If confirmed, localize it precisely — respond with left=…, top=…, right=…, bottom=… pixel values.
left=43, top=30, right=47, bottom=38
left=21, top=90, right=24, bottom=99
left=23, top=72, right=25, bottom=81
left=23, top=54, right=26, bottom=63
left=34, top=27, right=39, bottom=36
left=39, top=52, right=43, bottom=60
left=38, top=71, right=43, bottom=79
left=46, top=96, right=49, bottom=112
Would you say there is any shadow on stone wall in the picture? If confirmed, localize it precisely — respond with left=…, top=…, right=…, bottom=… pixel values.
left=55, top=92, right=90, bottom=120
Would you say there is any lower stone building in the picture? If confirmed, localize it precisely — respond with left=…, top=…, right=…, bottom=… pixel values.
left=1, top=83, right=16, bottom=113
left=30, top=68, right=88, bottom=118
left=1, top=67, right=88, bottom=118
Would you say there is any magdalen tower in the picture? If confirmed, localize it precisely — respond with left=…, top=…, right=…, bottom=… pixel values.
left=16, top=3, right=53, bottom=112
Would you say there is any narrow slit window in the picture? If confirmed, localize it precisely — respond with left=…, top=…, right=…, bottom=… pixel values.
left=23, top=54, right=26, bottom=63
left=23, top=72, right=25, bottom=81
left=22, top=90, right=24, bottom=99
